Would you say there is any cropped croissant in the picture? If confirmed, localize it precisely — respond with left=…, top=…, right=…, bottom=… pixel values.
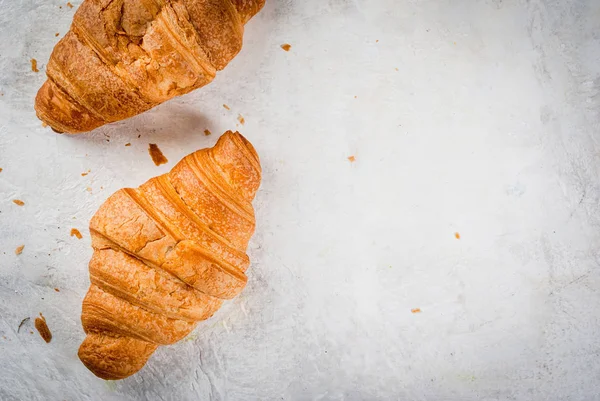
left=35, top=0, right=265, bottom=133
left=78, top=131, right=261, bottom=380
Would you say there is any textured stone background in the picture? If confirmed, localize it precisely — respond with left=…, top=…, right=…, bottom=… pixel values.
left=1, top=0, right=600, bottom=400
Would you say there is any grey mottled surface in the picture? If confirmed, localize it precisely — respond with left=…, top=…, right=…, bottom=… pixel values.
left=1, top=0, right=600, bottom=400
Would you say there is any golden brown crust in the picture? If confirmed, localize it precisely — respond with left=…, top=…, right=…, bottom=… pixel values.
left=35, top=79, right=105, bottom=133
left=35, top=0, right=265, bottom=133
left=79, top=334, right=158, bottom=380
left=79, top=131, right=261, bottom=379
left=89, top=248, right=223, bottom=321
left=230, top=0, right=266, bottom=24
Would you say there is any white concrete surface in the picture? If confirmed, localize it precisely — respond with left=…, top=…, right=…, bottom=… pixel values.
left=1, top=0, right=600, bottom=400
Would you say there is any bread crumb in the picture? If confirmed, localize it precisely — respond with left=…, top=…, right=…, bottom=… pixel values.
left=66, top=2, right=73, bottom=8
left=81, top=170, right=90, bottom=177
left=54, top=288, right=60, bottom=292
left=411, top=308, right=422, bottom=314
left=281, top=43, right=292, bottom=52
left=13, top=199, right=25, bottom=206
left=395, top=68, right=399, bottom=71
left=237, top=114, right=245, bottom=125
left=34, top=314, right=52, bottom=343
left=17, top=317, right=30, bottom=333
left=204, top=129, right=212, bottom=136
left=354, top=95, right=357, bottom=99
left=376, top=39, right=379, bottom=43
left=15, top=245, right=24, bottom=255
left=455, top=232, right=461, bottom=240
left=70, top=228, right=83, bottom=239
left=347, top=156, right=356, bottom=163
left=148, top=144, right=168, bottom=166
left=125, top=143, right=131, bottom=147
left=223, top=104, right=230, bottom=110
left=0, top=168, right=3, bottom=172
left=42, top=122, right=48, bottom=127
left=55, top=33, right=60, bottom=37
left=31, top=59, right=39, bottom=73
left=86, top=187, right=92, bottom=192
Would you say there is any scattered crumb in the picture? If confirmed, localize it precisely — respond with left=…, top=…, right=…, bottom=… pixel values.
left=34, top=314, right=52, bottom=343
left=13, top=199, right=25, bottom=206
left=31, top=59, right=39, bottom=73
left=223, top=104, right=230, bottom=110
left=55, top=33, right=60, bottom=37
left=86, top=187, right=92, bottom=192
left=237, top=114, right=245, bottom=125
left=15, top=245, right=24, bottom=255
left=454, top=42, right=457, bottom=45
left=66, top=2, right=73, bottom=8
left=204, top=129, right=212, bottom=136
left=148, top=144, right=168, bottom=166
left=455, top=232, right=461, bottom=240
left=376, top=39, right=379, bottom=43
left=0, top=168, right=3, bottom=172
left=137, top=134, right=141, bottom=138
left=347, top=156, right=356, bottom=163
left=281, top=43, right=292, bottom=52
left=354, top=95, right=357, bottom=99
left=17, top=317, right=30, bottom=333
left=395, top=68, right=399, bottom=71
left=411, top=308, right=422, bottom=314
left=30, top=331, right=33, bottom=334
left=70, top=228, right=83, bottom=239
left=125, top=143, right=131, bottom=147
left=54, top=288, right=60, bottom=292
left=81, top=170, right=90, bottom=176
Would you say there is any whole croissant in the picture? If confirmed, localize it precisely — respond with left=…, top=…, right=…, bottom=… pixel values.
left=79, top=131, right=261, bottom=380
left=35, top=0, right=265, bottom=133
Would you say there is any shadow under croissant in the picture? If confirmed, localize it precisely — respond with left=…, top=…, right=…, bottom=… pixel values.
left=66, top=103, right=215, bottom=148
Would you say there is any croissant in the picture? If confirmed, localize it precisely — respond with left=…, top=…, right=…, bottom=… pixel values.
left=35, top=0, right=265, bottom=134
left=78, top=131, right=261, bottom=380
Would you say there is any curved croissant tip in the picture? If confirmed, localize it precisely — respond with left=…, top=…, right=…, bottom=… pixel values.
left=232, top=0, right=266, bottom=23
left=78, top=334, right=157, bottom=380
left=222, top=131, right=260, bottom=167
left=35, top=79, right=105, bottom=134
